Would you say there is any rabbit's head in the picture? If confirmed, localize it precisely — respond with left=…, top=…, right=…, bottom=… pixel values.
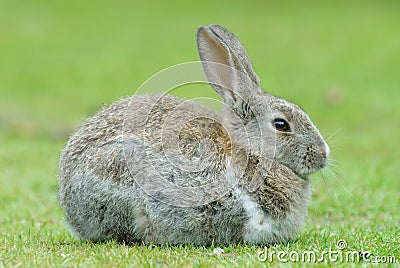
left=197, top=24, right=329, bottom=177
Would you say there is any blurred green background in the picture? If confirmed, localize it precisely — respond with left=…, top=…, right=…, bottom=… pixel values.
left=0, top=0, right=399, bottom=265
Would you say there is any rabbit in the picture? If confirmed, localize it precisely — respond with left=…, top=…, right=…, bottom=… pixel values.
left=58, top=24, right=329, bottom=245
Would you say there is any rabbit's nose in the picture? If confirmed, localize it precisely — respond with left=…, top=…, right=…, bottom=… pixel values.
left=323, top=140, right=330, bottom=159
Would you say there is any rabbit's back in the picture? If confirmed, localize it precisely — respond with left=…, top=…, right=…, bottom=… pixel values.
left=58, top=94, right=243, bottom=243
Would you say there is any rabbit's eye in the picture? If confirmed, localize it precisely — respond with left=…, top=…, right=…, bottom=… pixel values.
left=273, top=118, right=291, bottom=132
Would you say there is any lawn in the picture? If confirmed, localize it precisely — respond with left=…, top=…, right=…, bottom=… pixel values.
left=0, top=1, right=399, bottom=267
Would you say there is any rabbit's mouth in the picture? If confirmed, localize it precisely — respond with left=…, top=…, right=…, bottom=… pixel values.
left=295, top=165, right=325, bottom=180
left=296, top=154, right=329, bottom=178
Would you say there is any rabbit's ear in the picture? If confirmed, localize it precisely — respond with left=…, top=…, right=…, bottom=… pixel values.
left=197, top=24, right=262, bottom=118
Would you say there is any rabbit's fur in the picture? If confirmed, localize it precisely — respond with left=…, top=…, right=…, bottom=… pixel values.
left=58, top=25, right=329, bottom=245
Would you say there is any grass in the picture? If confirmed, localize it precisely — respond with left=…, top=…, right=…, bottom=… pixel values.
left=0, top=0, right=399, bottom=267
